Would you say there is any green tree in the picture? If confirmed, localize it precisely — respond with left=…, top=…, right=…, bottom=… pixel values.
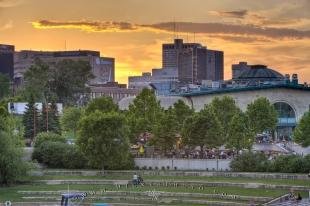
left=61, top=107, right=83, bottom=138
left=127, top=88, right=163, bottom=142
left=23, top=60, right=50, bottom=101
left=34, top=132, right=66, bottom=148
left=210, top=96, right=240, bottom=141
left=40, top=102, right=60, bottom=134
left=0, top=114, right=28, bottom=185
left=230, top=152, right=269, bottom=172
left=23, top=59, right=93, bottom=105
left=0, top=73, right=10, bottom=100
left=293, top=111, right=310, bottom=147
left=49, top=60, right=93, bottom=104
left=22, top=94, right=40, bottom=143
left=182, top=106, right=223, bottom=157
left=170, top=100, right=194, bottom=131
left=151, top=110, right=178, bottom=154
left=246, top=97, right=277, bottom=134
left=77, top=111, right=132, bottom=169
left=85, top=96, right=118, bottom=114
left=226, top=112, right=255, bottom=153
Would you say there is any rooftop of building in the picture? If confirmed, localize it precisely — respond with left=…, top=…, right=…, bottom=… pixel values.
left=236, top=65, right=284, bottom=80
left=16, top=50, right=100, bottom=57
left=176, top=83, right=310, bottom=97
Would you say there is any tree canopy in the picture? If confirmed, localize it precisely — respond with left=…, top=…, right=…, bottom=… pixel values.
left=246, top=97, right=278, bottom=134
left=127, top=88, right=163, bottom=142
left=0, top=73, right=10, bottom=100
left=77, top=111, right=132, bottom=169
left=169, top=100, right=194, bottom=131
left=182, top=106, right=223, bottom=156
left=151, top=110, right=179, bottom=153
left=85, top=96, right=118, bottom=114
left=23, top=59, right=93, bottom=105
left=61, top=106, right=84, bottom=137
left=210, top=96, right=240, bottom=141
left=226, top=111, right=255, bottom=152
left=0, top=113, right=28, bottom=185
left=22, top=94, right=40, bottom=143
left=293, top=111, right=310, bottom=147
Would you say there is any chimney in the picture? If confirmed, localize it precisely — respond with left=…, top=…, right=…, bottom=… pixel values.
left=291, top=74, right=298, bottom=85
left=284, top=74, right=290, bottom=84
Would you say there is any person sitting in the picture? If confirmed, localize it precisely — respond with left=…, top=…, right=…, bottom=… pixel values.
left=132, top=173, right=138, bottom=185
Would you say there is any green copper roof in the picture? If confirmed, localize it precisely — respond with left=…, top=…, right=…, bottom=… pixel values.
left=176, top=84, right=310, bottom=97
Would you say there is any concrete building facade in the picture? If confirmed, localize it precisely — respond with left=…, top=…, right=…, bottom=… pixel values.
left=90, top=82, right=140, bottom=103
left=119, top=84, right=310, bottom=139
left=14, top=50, right=114, bottom=85
left=0, top=44, right=14, bottom=80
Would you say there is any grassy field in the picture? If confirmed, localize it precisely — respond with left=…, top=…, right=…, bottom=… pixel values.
left=0, top=173, right=309, bottom=205
left=33, top=175, right=310, bottom=186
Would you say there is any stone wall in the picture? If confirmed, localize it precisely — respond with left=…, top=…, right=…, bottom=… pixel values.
left=184, top=88, right=310, bottom=121
left=118, top=88, right=310, bottom=121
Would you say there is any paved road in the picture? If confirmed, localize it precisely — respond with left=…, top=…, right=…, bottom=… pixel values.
left=269, top=198, right=310, bottom=206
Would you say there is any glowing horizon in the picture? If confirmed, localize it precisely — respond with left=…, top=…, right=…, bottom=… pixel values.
left=1, top=0, right=309, bottom=84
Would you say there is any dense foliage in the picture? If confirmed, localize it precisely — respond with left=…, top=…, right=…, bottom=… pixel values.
left=0, top=73, right=10, bottom=100
left=40, top=101, right=60, bottom=134
left=226, top=111, right=255, bottom=152
left=34, top=132, right=66, bottom=148
left=77, top=111, right=133, bottom=169
left=231, top=152, right=310, bottom=173
left=32, top=141, right=87, bottom=169
left=23, top=59, right=93, bottom=105
left=293, top=111, right=310, bottom=147
left=61, top=106, right=84, bottom=138
left=126, top=88, right=163, bottom=142
left=0, top=114, right=28, bottom=185
left=182, top=106, right=223, bottom=157
left=22, top=95, right=40, bottom=143
left=246, top=97, right=278, bottom=134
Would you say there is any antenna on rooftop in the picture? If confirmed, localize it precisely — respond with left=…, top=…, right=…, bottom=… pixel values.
left=173, top=18, right=176, bottom=39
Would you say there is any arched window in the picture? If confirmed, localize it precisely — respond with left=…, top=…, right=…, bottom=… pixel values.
left=274, top=102, right=296, bottom=125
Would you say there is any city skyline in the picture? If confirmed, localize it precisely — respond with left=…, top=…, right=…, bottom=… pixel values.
left=1, top=0, right=309, bottom=84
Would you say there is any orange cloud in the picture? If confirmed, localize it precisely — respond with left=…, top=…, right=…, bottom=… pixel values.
left=32, top=20, right=310, bottom=40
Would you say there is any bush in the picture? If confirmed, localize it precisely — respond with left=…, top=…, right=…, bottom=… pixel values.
left=0, top=131, right=29, bottom=185
left=230, top=152, right=270, bottom=172
left=34, top=132, right=66, bottom=148
left=271, top=155, right=308, bottom=173
left=32, top=141, right=87, bottom=169
left=231, top=153, right=310, bottom=173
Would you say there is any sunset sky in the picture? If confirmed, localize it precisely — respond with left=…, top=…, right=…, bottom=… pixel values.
left=1, top=0, right=310, bottom=84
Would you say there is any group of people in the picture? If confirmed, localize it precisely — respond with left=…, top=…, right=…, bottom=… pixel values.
left=288, top=191, right=303, bottom=202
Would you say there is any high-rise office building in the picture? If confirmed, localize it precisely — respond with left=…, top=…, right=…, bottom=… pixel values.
left=162, top=39, right=224, bottom=85
left=207, top=50, right=224, bottom=81
left=0, top=44, right=14, bottom=80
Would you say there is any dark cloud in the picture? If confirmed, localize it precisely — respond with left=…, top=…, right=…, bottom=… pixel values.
left=209, top=10, right=248, bottom=19
left=208, top=35, right=272, bottom=43
left=33, top=20, right=310, bottom=40
left=148, top=22, right=310, bottom=39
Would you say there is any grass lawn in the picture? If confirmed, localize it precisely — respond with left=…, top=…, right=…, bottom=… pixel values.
left=0, top=183, right=307, bottom=202
left=34, top=175, right=310, bottom=187
left=1, top=173, right=309, bottom=205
